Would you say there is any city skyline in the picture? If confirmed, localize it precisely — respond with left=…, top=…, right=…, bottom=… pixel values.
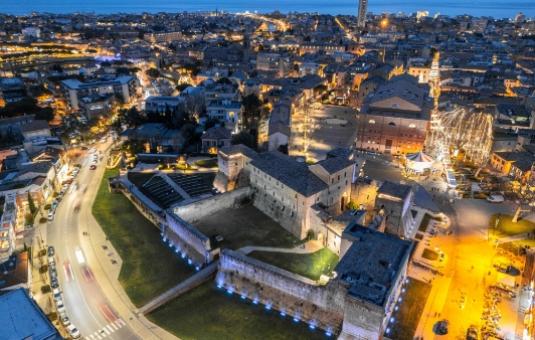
left=0, top=6, right=534, bottom=340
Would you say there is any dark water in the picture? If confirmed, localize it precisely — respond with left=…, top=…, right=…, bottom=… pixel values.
left=1, top=0, right=534, bottom=18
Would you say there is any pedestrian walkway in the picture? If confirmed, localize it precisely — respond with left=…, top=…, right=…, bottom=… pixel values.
left=85, top=318, right=126, bottom=340
left=139, top=261, right=218, bottom=315
left=79, top=148, right=179, bottom=339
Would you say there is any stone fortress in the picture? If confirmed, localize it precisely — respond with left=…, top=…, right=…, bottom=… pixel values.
left=111, top=144, right=434, bottom=339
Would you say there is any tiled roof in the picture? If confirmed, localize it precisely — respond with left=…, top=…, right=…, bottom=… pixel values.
left=251, top=151, right=327, bottom=196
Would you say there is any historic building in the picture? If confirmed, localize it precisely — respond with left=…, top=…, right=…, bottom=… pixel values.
left=215, top=145, right=355, bottom=240
left=356, top=75, right=432, bottom=155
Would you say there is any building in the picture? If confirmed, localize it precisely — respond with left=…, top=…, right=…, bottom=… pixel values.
left=376, top=181, right=417, bottom=239
left=20, top=120, right=51, bottom=141
left=61, top=76, right=138, bottom=111
left=336, top=224, right=413, bottom=339
left=0, top=160, right=59, bottom=202
left=490, top=151, right=535, bottom=184
left=206, top=99, right=242, bottom=133
left=0, top=77, right=26, bottom=104
left=216, top=145, right=355, bottom=241
left=356, top=75, right=432, bottom=155
left=357, top=0, right=368, bottom=28
left=0, top=194, right=18, bottom=263
left=121, top=123, right=186, bottom=153
left=145, top=96, right=185, bottom=115
left=256, top=53, right=290, bottom=77
left=0, top=288, right=61, bottom=339
left=144, top=31, right=183, bottom=43
left=201, top=126, right=231, bottom=154
left=494, top=103, right=534, bottom=130
left=21, top=27, right=41, bottom=39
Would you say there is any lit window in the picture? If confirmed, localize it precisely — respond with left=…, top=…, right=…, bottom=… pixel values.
left=409, top=123, right=416, bottom=128
left=368, top=119, right=376, bottom=124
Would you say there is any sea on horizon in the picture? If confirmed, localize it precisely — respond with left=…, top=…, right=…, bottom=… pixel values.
left=2, top=0, right=535, bottom=18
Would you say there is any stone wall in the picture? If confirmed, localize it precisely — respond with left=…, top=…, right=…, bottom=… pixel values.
left=112, top=177, right=166, bottom=229
left=216, top=249, right=345, bottom=333
left=165, top=213, right=213, bottom=266
left=172, top=186, right=252, bottom=223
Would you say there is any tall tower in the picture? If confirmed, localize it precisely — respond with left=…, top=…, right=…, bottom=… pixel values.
left=357, top=0, right=368, bottom=29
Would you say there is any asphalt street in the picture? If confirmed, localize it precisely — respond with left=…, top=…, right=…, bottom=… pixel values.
left=47, top=141, right=139, bottom=340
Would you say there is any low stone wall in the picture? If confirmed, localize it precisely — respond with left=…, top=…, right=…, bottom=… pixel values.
left=171, top=186, right=253, bottom=223
left=111, top=177, right=166, bottom=229
left=216, top=249, right=345, bottom=334
left=165, top=213, right=213, bottom=266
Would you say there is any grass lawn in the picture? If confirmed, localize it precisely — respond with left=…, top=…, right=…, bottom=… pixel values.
left=147, top=282, right=328, bottom=340
left=195, top=205, right=301, bottom=250
left=387, top=278, right=431, bottom=340
left=92, top=168, right=194, bottom=307
left=249, top=248, right=339, bottom=281
left=194, top=158, right=218, bottom=168
left=491, top=214, right=535, bottom=237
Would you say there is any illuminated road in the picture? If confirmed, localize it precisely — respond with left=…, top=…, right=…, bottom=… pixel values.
left=334, top=17, right=358, bottom=42
left=47, top=141, right=139, bottom=340
left=417, top=198, right=519, bottom=339
left=238, top=12, right=290, bottom=32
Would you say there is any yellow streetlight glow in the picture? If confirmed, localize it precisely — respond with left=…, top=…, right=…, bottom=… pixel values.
left=380, top=18, right=389, bottom=29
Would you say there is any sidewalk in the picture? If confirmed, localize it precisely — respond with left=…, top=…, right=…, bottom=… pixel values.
left=78, top=150, right=178, bottom=340
left=414, top=275, right=452, bottom=339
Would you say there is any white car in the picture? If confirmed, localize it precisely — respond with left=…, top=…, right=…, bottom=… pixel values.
left=487, top=194, right=505, bottom=203
left=47, top=211, right=54, bottom=221
left=67, top=324, right=81, bottom=339
left=57, top=302, right=66, bottom=314
left=60, top=314, right=71, bottom=327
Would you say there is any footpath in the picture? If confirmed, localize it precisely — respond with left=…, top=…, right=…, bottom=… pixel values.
left=79, top=145, right=178, bottom=340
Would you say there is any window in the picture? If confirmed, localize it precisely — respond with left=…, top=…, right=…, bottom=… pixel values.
left=388, top=122, right=396, bottom=127
left=368, top=119, right=376, bottom=124
left=409, top=123, right=416, bottom=128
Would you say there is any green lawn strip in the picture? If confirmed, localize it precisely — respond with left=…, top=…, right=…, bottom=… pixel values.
left=490, top=214, right=535, bottom=237
left=388, top=278, right=431, bottom=340
left=249, top=248, right=339, bottom=281
left=92, top=168, right=194, bottom=307
left=195, top=205, right=301, bottom=250
left=194, top=158, right=218, bottom=168
left=147, top=282, right=327, bottom=340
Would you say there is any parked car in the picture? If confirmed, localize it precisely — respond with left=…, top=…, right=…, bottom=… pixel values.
left=67, top=324, right=81, bottom=339
left=466, top=325, right=478, bottom=340
left=47, top=246, right=55, bottom=257
left=60, top=314, right=71, bottom=327
left=486, top=194, right=504, bottom=203
left=90, top=165, right=97, bottom=170
left=56, top=300, right=66, bottom=314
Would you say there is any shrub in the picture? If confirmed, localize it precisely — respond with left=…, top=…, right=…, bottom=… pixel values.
left=41, top=285, right=51, bottom=294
